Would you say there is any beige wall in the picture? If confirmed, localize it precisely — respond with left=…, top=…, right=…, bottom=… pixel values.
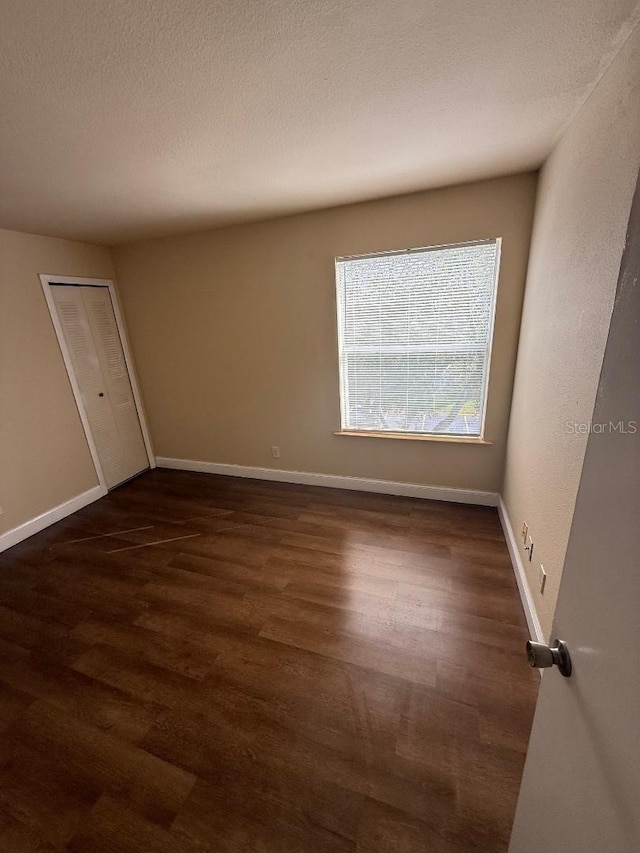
left=113, top=173, right=536, bottom=493
left=503, top=26, right=640, bottom=638
left=0, top=228, right=115, bottom=536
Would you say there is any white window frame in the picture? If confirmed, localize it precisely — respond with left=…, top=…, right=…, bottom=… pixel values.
left=334, top=238, right=501, bottom=443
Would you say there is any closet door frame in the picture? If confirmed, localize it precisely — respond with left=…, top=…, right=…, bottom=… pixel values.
left=40, top=274, right=156, bottom=494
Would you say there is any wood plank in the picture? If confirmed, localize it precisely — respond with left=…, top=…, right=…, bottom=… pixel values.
left=0, top=468, right=538, bottom=851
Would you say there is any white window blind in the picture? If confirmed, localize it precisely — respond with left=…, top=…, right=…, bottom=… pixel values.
left=335, top=239, right=500, bottom=437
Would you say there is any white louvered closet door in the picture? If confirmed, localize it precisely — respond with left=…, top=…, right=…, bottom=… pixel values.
left=51, top=285, right=148, bottom=489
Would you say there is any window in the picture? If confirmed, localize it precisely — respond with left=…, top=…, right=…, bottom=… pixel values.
left=335, top=239, right=500, bottom=439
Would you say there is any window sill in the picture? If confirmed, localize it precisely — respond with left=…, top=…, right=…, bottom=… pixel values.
left=334, top=430, right=493, bottom=445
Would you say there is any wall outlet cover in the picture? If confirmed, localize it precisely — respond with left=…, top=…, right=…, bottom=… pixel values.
left=539, top=564, right=547, bottom=594
left=525, top=534, right=534, bottom=561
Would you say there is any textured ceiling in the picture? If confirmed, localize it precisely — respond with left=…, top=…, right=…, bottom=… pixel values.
left=0, top=0, right=639, bottom=245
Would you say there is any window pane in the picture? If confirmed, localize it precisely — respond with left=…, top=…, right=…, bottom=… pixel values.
left=336, top=240, right=500, bottom=437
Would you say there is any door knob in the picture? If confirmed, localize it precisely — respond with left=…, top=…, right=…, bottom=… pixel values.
left=526, top=638, right=572, bottom=677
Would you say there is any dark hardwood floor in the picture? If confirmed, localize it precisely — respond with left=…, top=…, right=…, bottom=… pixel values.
left=0, top=469, right=538, bottom=852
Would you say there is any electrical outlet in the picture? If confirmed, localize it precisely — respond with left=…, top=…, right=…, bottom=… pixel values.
left=521, top=521, right=528, bottom=544
left=538, top=564, right=547, bottom=594
left=271, top=446, right=280, bottom=459
left=525, top=534, right=534, bottom=562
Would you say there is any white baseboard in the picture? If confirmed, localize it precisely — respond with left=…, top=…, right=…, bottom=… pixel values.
left=0, top=485, right=105, bottom=554
left=498, top=496, right=544, bottom=643
left=156, top=457, right=498, bottom=507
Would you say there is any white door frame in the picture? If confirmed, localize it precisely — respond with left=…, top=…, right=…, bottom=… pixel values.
left=40, top=274, right=156, bottom=495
